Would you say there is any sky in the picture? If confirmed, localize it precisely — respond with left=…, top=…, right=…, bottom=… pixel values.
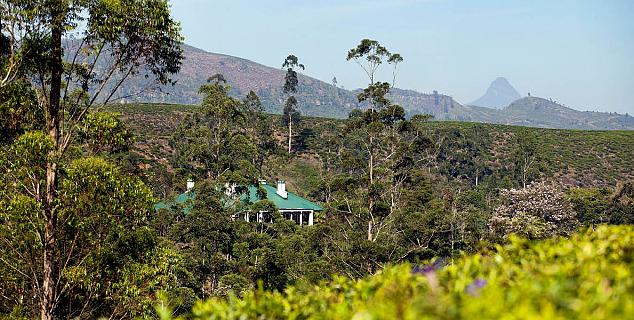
left=170, top=0, right=634, bottom=114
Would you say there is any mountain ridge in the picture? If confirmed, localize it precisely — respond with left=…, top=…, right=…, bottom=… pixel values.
left=112, top=44, right=634, bottom=130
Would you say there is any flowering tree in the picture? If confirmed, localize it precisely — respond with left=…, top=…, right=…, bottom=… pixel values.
left=489, top=182, right=579, bottom=240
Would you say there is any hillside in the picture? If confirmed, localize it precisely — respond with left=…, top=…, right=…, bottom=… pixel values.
left=450, top=97, right=634, bottom=130
left=469, top=77, right=521, bottom=109
left=114, top=44, right=464, bottom=119
left=111, top=44, right=633, bottom=130
left=502, top=96, right=634, bottom=129
left=104, top=103, right=634, bottom=194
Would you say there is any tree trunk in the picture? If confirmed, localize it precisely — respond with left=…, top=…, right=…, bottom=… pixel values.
left=368, top=136, right=373, bottom=184
left=42, top=165, right=57, bottom=320
left=41, top=6, right=64, bottom=319
left=287, top=115, right=292, bottom=154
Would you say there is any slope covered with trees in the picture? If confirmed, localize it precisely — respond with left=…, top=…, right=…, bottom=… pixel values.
left=1, top=1, right=633, bottom=318
left=105, top=103, right=634, bottom=193
left=93, top=53, right=633, bottom=317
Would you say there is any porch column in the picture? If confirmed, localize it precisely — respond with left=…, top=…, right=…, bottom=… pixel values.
left=299, top=212, right=303, bottom=226
left=308, top=211, right=314, bottom=226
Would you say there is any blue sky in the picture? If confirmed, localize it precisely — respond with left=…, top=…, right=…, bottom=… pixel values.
left=170, top=0, right=634, bottom=114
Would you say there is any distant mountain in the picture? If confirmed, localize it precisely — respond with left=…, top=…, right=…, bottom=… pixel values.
left=469, top=77, right=521, bottom=109
left=112, top=44, right=351, bottom=118
left=501, top=97, right=634, bottom=130
left=112, top=44, right=633, bottom=130
left=114, top=44, right=464, bottom=119
left=449, top=96, right=634, bottom=130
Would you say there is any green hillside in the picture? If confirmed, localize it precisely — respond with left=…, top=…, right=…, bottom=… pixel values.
left=104, top=103, right=634, bottom=195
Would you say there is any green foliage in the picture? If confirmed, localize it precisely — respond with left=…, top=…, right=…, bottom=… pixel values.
left=512, top=130, right=541, bottom=188
left=103, top=103, right=634, bottom=189
left=568, top=187, right=611, bottom=226
left=282, top=55, right=305, bottom=94
left=2, top=0, right=184, bottom=317
left=171, top=76, right=261, bottom=183
left=0, top=152, right=184, bottom=318
left=608, top=181, right=634, bottom=224
left=77, top=111, right=134, bottom=154
left=160, top=225, right=634, bottom=319
left=0, top=79, right=43, bottom=143
left=282, top=55, right=305, bottom=153
left=347, top=39, right=403, bottom=86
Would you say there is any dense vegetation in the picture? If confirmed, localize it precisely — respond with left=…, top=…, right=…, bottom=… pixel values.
left=99, top=44, right=632, bottom=318
left=158, top=225, right=634, bottom=319
left=1, top=2, right=633, bottom=319
left=103, top=103, right=634, bottom=193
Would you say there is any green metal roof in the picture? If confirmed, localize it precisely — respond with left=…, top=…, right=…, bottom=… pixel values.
left=154, top=191, right=195, bottom=214
left=154, top=183, right=323, bottom=213
left=241, top=184, right=323, bottom=211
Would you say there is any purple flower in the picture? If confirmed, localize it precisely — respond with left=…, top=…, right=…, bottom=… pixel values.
left=411, top=258, right=446, bottom=275
left=466, top=278, right=487, bottom=296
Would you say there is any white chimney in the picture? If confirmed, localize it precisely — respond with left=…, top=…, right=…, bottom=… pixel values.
left=186, top=179, right=194, bottom=192
left=224, top=182, right=237, bottom=196
left=276, top=180, right=287, bottom=199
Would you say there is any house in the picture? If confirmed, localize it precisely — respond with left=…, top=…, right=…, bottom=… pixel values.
left=154, top=179, right=323, bottom=226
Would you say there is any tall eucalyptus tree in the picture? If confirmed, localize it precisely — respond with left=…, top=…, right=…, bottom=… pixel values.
left=281, top=55, right=304, bottom=153
left=0, top=1, right=182, bottom=318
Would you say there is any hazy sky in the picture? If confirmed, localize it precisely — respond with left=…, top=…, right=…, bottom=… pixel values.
left=171, top=0, right=634, bottom=114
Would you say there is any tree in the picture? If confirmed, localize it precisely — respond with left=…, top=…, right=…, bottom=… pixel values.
left=346, top=39, right=402, bottom=87
left=309, top=39, right=445, bottom=277
left=607, top=180, right=634, bottom=225
left=488, top=182, right=579, bottom=240
left=76, top=112, right=134, bottom=155
left=0, top=1, right=182, bottom=318
left=282, top=55, right=304, bottom=154
left=435, top=125, right=491, bottom=187
left=567, top=187, right=610, bottom=227
left=242, top=91, right=276, bottom=173
left=0, top=147, right=186, bottom=318
left=344, top=39, right=405, bottom=242
left=513, top=130, right=540, bottom=188
left=171, top=75, right=259, bottom=185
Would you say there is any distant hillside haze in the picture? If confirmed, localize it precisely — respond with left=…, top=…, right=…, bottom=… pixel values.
left=469, top=77, right=522, bottom=109
left=112, top=43, right=633, bottom=130
left=115, top=44, right=461, bottom=119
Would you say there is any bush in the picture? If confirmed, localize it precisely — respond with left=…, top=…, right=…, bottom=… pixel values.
left=158, top=225, right=634, bottom=319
